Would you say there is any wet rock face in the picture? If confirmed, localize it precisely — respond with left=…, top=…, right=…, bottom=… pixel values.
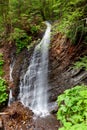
left=12, top=47, right=35, bottom=98
left=3, top=32, right=87, bottom=130
left=11, top=33, right=87, bottom=103
left=33, top=115, right=59, bottom=130
left=48, top=33, right=87, bottom=102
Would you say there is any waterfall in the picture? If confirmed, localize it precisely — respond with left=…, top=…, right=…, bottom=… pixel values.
left=8, top=57, right=15, bottom=106
left=8, top=89, right=13, bottom=106
left=9, top=57, right=15, bottom=82
left=19, top=22, right=51, bottom=117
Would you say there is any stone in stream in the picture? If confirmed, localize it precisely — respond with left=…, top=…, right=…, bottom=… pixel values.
left=33, top=115, right=59, bottom=130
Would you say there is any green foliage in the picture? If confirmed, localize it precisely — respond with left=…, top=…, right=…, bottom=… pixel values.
left=59, top=123, right=87, bottom=130
left=73, top=56, right=87, bottom=70
left=0, top=0, right=86, bottom=48
left=10, top=28, right=32, bottom=53
left=53, top=0, right=87, bottom=44
left=0, top=53, right=8, bottom=104
left=0, top=53, right=8, bottom=105
left=30, top=25, right=40, bottom=34
left=0, top=78, right=8, bottom=104
left=0, top=53, right=4, bottom=76
left=27, top=39, right=40, bottom=51
left=57, top=85, right=87, bottom=130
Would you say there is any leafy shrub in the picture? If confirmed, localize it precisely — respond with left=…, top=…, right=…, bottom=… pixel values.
left=10, top=28, right=32, bottom=53
left=57, top=85, right=87, bottom=130
left=0, top=53, right=4, bottom=76
left=30, top=25, right=40, bottom=34
left=0, top=78, right=8, bottom=104
left=52, top=0, right=86, bottom=44
left=0, top=53, right=8, bottom=105
left=16, top=35, right=32, bottom=53
left=73, top=56, right=87, bottom=70
left=66, top=20, right=87, bottom=44
left=59, top=123, right=87, bottom=130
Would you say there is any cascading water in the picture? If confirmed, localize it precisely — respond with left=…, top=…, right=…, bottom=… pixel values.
left=9, top=57, right=15, bottom=82
left=19, top=22, right=51, bottom=117
left=8, top=89, right=13, bottom=106
left=8, top=58, right=15, bottom=106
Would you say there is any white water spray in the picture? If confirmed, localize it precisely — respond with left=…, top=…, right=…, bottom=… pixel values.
left=8, top=89, right=13, bottom=106
left=9, top=58, right=15, bottom=82
left=8, top=58, right=15, bottom=106
left=19, top=22, right=51, bottom=117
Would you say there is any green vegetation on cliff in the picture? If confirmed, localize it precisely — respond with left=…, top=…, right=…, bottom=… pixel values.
left=0, top=78, right=8, bottom=104
left=73, top=56, right=87, bottom=70
left=0, top=53, right=4, bottom=76
left=0, top=53, right=8, bottom=105
left=53, top=0, right=87, bottom=44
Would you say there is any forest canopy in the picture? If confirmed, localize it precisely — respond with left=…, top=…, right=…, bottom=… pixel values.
left=0, top=0, right=87, bottom=46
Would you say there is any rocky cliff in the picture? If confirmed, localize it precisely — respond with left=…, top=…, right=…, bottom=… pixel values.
left=48, top=33, right=87, bottom=102
left=1, top=31, right=87, bottom=130
left=2, top=32, right=87, bottom=104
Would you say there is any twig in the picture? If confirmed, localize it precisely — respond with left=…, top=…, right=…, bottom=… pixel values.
left=0, top=112, right=8, bottom=115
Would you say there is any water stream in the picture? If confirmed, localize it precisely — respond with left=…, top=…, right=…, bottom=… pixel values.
left=8, top=89, right=13, bottom=106
left=9, top=57, right=15, bottom=82
left=8, top=57, right=15, bottom=106
left=19, top=22, right=51, bottom=117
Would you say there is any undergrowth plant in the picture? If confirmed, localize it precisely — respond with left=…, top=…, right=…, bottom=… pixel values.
left=73, top=56, right=87, bottom=70
left=10, top=28, right=32, bottom=53
left=52, top=0, right=87, bottom=44
left=57, top=85, right=87, bottom=130
left=0, top=53, right=4, bottom=76
left=0, top=78, right=8, bottom=104
left=0, top=53, right=8, bottom=105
